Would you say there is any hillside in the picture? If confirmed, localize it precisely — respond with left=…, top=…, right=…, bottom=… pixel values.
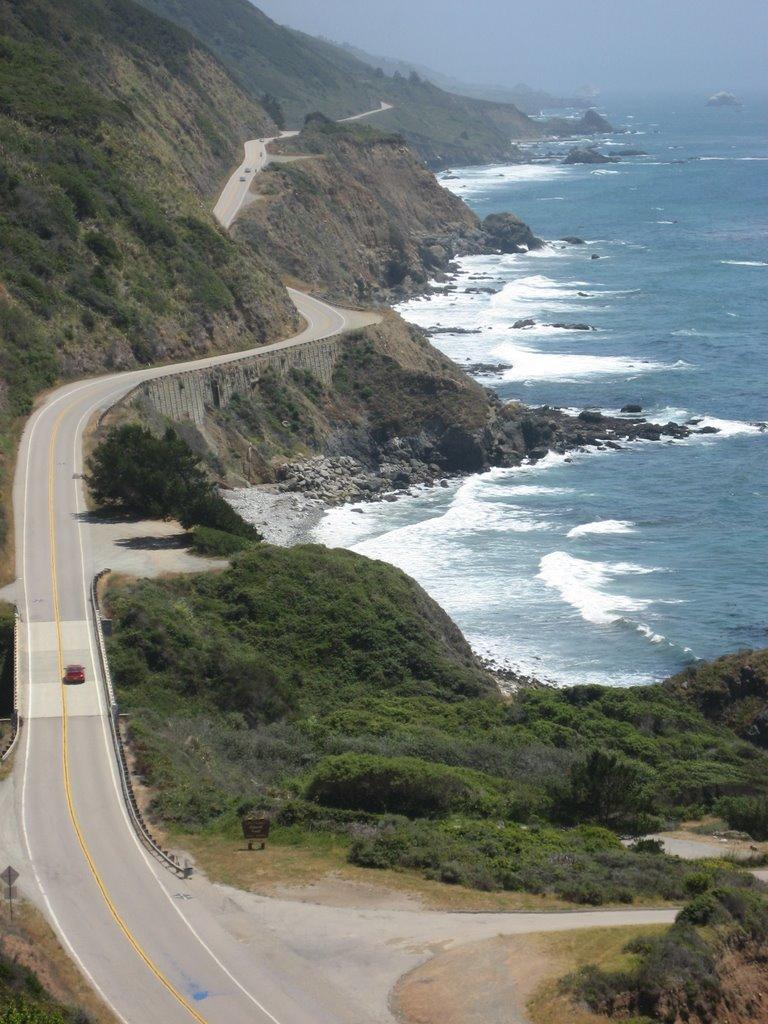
left=104, top=550, right=767, bottom=902
left=134, top=0, right=545, bottom=165
left=0, top=0, right=299, bottom=558
left=237, top=117, right=541, bottom=303
left=336, top=42, right=591, bottom=114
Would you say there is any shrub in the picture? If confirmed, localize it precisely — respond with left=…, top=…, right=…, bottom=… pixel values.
left=190, top=526, right=255, bottom=557
left=306, top=753, right=512, bottom=818
left=717, top=794, right=768, bottom=839
left=565, top=884, right=767, bottom=1021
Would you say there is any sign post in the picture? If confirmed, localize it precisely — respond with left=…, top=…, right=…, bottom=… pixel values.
left=2, top=866, right=19, bottom=919
left=241, top=816, right=270, bottom=851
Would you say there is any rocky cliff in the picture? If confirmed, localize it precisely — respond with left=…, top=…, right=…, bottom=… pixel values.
left=236, top=118, right=543, bottom=304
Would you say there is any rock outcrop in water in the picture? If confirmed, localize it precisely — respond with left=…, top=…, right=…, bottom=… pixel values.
left=564, top=147, right=620, bottom=165
left=707, top=91, right=741, bottom=107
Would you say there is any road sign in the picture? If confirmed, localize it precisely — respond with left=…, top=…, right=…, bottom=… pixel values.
left=2, top=866, right=19, bottom=919
left=241, top=816, right=270, bottom=850
left=1, top=866, right=18, bottom=888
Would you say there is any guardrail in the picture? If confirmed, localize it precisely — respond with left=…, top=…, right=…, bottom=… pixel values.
left=91, top=570, right=191, bottom=878
left=0, top=609, right=21, bottom=763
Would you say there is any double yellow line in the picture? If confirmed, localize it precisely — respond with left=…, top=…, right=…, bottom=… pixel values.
left=47, top=404, right=208, bottom=1023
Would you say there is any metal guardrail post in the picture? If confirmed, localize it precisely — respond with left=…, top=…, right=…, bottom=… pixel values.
left=90, top=571, right=191, bottom=878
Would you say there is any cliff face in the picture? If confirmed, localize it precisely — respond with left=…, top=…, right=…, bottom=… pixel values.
left=236, top=120, right=542, bottom=304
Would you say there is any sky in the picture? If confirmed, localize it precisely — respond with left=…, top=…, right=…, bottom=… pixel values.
left=254, top=0, right=767, bottom=96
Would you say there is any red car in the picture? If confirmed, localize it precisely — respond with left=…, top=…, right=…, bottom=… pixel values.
left=63, top=664, right=86, bottom=685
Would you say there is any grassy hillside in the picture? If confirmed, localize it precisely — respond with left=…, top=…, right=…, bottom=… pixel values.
left=134, top=0, right=543, bottom=165
left=105, top=549, right=767, bottom=903
left=0, top=0, right=299, bottom=563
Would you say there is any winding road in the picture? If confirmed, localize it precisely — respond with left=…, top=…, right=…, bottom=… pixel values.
left=6, top=99, right=675, bottom=1024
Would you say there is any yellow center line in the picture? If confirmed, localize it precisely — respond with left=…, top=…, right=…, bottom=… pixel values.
left=47, top=403, right=209, bottom=1024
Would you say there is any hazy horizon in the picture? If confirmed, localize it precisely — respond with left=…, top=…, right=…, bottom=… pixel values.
left=253, top=0, right=767, bottom=98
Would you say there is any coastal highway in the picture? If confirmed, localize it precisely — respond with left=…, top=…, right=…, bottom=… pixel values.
left=213, top=101, right=393, bottom=229
left=11, top=289, right=378, bottom=1024
left=9, top=98, right=673, bottom=1024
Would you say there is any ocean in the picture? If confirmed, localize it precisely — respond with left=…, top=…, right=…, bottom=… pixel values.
left=314, top=95, right=768, bottom=687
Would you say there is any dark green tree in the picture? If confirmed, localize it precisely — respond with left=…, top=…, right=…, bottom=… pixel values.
left=564, top=749, right=651, bottom=829
left=261, top=92, right=285, bottom=130
left=85, top=424, right=258, bottom=539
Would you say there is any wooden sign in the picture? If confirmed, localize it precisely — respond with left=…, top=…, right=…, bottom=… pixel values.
left=241, top=816, right=270, bottom=850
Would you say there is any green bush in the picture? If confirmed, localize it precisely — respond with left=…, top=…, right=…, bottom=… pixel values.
left=306, top=753, right=512, bottom=818
left=717, top=794, right=768, bottom=840
left=565, top=884, right=767, bottom=1020
left=190, top=526, right=256, bottom=557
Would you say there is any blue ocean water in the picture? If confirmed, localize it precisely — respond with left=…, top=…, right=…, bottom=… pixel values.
left=315, top=96, right=768, bottom=686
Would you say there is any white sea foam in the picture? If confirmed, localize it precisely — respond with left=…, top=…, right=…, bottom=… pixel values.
left=491, top=342, right=669, bottom=382
left=567, top=520, right=636, bottom=539
left=721, top=260, right=768, bottom=267
left=693, top=416, right=764, bottom=437
left=592, top=169, right=620, bottom=175
left=538, top=551, right=656, bottom=625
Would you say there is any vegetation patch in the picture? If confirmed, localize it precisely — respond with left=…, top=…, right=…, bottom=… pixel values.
left=86, top=425, right=259, bottom=542
left=565, top=883, right=768, bottom=1021
left=105, top=548, right=768, bottom=904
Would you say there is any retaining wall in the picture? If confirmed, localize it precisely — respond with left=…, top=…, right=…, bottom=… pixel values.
left=125, top=337, right=343, bottom=427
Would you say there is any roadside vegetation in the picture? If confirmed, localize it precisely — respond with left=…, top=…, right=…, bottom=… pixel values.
left=0, top=900, right=114, bottom=1024
left=86, top=425, right=258, bottom=546
left=565, top=882, right=768, bottom=1022
left=105, top=545, right=768, bottom=906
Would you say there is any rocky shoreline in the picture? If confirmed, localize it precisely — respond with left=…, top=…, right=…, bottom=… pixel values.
left=224, top=402, right=722, bottom=544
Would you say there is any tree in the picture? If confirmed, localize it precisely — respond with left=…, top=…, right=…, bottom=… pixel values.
left=85, top=425, right=258, bottom=539
left=86, top=425, right=207, bottom=518
left=563, top=749, right=651, bottom=830
left=261, top=93, right=285, bottom=130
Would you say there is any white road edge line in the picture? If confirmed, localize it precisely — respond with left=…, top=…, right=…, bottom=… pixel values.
left=20, top=388, right=133, bottom=1024
left=71, top=388, right=285, bottom=1024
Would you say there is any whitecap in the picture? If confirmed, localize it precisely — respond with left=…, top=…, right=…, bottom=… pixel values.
left=567, top=520, right=636, bottom=539
left=490, top=342, right=671, bottom=382
left=537, top=551, right=657, bottom=625
left=720, top=260, right=768, bottom=267
left=693, top=416, right=764, bottom=437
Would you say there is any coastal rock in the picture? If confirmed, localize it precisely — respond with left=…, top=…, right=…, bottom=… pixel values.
left=512, top=318, right=536, bottom=329
left=581, top=108, right=614, bottom=133
left=621, top=403, right=643, bottom=413
left=480, top=212, right=544, bottom=253
left=590, top=253, right=601, bottom=259
left=549, top=322, right=594, bottom=331
left=578, top=410, right=604, bottom=423
left=564, top=147, right=620, bottom=165
left=561, top=236, right=586, bottom=245
left=706, top=91, right=741, bottom=108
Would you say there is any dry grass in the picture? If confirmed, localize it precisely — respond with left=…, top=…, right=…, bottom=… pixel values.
left=394, top=924, right=667, bottom=1024
left=179, top=830, right=657, bottom=913
left=0, top=898, right=119, bottom=1023
left=527, top=925, right=667, bottom=1024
